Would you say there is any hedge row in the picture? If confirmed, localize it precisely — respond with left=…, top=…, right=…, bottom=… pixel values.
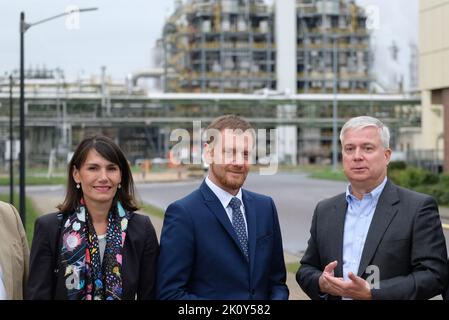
left=388, top=162, right=449, bottom=206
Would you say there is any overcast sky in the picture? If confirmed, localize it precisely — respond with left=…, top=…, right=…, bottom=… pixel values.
left=0, top=0, right=418, bottom=90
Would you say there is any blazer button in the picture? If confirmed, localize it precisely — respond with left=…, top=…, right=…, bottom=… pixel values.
left=251, top=289, right=255, bottom=295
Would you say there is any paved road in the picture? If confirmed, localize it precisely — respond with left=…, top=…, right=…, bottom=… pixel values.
left=135, top=173, right=347, bottom=256
left=2, top=173, right=449, bottom=256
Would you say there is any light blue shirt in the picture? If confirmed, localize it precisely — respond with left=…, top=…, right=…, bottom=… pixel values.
left=205, top=176, right=248, bottom=234
left=342, top=177, right=387, bottom=282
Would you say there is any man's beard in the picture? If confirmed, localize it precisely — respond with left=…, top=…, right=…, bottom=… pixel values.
left=212, top=165, right=247, bottom=190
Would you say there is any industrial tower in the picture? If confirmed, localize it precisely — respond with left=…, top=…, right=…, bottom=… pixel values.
left=158, top=0, right=372, bottom=94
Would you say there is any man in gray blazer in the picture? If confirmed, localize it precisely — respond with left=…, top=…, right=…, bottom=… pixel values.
left=297, top=116, right=448, bottom=300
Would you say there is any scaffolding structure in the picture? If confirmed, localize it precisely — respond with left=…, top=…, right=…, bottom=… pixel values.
left=297, top=0, right=371, bottom=93
left=0, top=78, right=421, bottom=167
left=162, top=0, right=274, bottom=93
left=159, top=0, right=372, bottom=94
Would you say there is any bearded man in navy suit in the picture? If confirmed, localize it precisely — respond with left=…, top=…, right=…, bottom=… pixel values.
left=156, top=115, right=288, bottom=300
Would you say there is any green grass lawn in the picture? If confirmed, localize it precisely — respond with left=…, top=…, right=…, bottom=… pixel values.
left=286, top=261, right=300, bottom=274
left=139, top=202, right=165, bottom=220
left=0, top=166, right=67, bottom=186
left=0, top=193, right=39, bottom=246
left=308, top=168, right=347, bottom=181
left=0, top=165, right=174, bottom=186
left=0, top=176, right=67, bottom=186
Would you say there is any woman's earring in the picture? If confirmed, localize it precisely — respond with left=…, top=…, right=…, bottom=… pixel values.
left=118, top=183, right=122, bottom=189
left=76, top=183, right=80, bottom=189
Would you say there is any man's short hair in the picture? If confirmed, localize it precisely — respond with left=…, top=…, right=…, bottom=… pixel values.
left=205, top=115, right=253, bottom=144
left=206, top=114, right=253, bottom=132
left=340, top=116, right=390, bottom=148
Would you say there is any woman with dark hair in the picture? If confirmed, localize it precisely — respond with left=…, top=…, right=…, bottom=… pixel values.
left=27, top=136, right=158, bottom=300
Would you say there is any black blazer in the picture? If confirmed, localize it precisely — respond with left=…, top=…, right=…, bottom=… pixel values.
left=297, top=180, right=448, bottom=300
left=27, top=211, right=159, bottom=300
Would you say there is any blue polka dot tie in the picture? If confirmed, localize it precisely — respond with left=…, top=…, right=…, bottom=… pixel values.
left=229, top=197, right=249, bottom=260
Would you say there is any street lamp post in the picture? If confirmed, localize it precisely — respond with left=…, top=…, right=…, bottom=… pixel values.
left=19, top=7, right=97, bottom=226
left=9, top=74, right=14, bottom=205
left=20, top=13, right=25, bottom=223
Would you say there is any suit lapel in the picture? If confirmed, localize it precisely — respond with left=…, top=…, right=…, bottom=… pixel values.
left=242, top=190, right=256, bottom=272
left=357, top=181, right=399, bottom=276
left=330, top=196, right=347, bottom=277
left=200, top=182, right=247, bottom=259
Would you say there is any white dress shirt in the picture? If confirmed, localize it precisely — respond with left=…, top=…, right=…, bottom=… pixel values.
left=0, top=264, right=7, bottom=300
left=205, top=176, right=248, bottom=234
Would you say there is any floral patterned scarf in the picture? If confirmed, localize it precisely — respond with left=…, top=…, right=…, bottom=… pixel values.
left=60, top=200, right=129, bottom=300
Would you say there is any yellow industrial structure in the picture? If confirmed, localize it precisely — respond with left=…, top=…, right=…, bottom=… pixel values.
left=157, top=0, right=372, bottom=94
left=418, top=0, right=449, bottom=171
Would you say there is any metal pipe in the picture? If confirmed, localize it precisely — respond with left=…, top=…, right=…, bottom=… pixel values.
left=9, top=74, right=14, bottom=206
left=332, top=36, right=338, bottom=172
left=19, top=12, right=26, bottom=225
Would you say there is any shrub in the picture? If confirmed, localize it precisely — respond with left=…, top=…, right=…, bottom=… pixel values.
left=439, top=174, right=449, bottom=188
left=388, top=167, right=439, bottom=188
left=388, top=161, right=407, bottom=171
left=389, top=166, right=447, bottom=206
